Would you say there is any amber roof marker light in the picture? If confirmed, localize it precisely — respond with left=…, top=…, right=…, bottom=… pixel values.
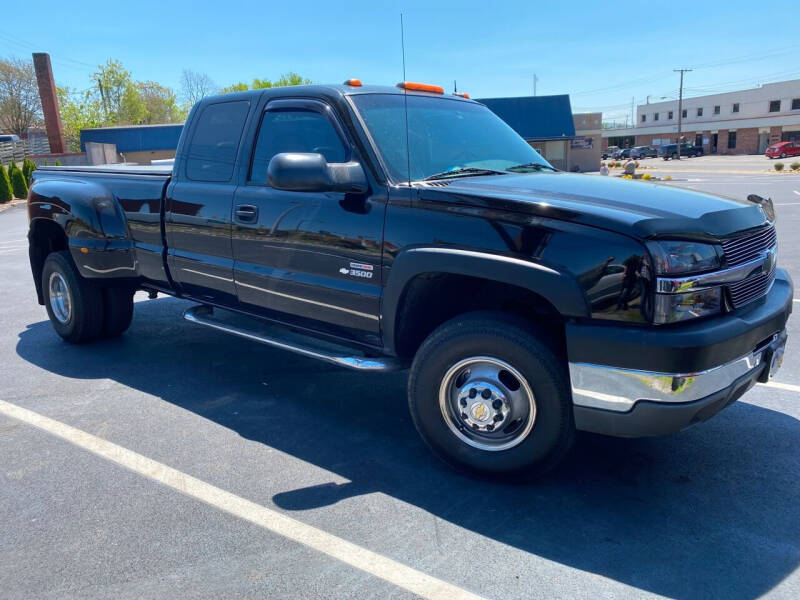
left=453, top=92, right=470, bottom=99
left=343, top=79, right=362, bottom=86
left=396, top=81, right=444, bottom=94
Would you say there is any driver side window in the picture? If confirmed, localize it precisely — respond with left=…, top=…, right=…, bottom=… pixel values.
left=249, top=109, right=347, bottom=184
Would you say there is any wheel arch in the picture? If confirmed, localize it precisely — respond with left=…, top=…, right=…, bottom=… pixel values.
left=28, top=218, right=69, bottom=304
left=382, top=247, right=590, bottom=357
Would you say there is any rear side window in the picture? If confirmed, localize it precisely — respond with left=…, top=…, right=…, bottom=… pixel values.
left=249, top=109, right=347, bottom=183
left=186, top=100, right=250, bottom=182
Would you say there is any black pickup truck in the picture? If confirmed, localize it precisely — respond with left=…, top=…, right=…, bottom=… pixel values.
left=27, top=81, right=792, bottom=479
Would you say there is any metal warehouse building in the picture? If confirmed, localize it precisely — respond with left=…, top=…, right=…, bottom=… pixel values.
left=478, top=94, right=597, bottom=171
left=80, top=123, right=184, bottom=165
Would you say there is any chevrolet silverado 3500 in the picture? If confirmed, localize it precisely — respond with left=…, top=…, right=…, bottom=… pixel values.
left=27, top=81, right=792, bottom=478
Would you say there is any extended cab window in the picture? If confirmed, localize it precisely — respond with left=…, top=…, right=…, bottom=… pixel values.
left=185, top=100, right=250, bottom=182
left=250, top=109, right=347, bottom=184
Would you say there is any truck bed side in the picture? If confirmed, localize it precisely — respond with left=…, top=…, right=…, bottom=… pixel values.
left=28, top=167, right=173, bottom=303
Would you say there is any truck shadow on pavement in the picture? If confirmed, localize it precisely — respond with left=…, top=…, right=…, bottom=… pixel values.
left=16, top=296, right=800, bottom=600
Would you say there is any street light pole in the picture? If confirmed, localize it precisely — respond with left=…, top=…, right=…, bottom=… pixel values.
left=674, top=68, right=692, bottom=160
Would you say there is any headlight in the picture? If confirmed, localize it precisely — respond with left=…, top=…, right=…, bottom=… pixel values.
left=649, top=241, right=723, bottom=324
left=650, top=241, right=720, bottom=275
left=653, top=287, right=722, bottom=324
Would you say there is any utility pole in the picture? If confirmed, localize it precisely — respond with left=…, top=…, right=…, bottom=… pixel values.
left=631, top=97, right=634, bottom=130
left=533, top=73, right=538, bottom=96
left=674, top=68, right=692, bottom=160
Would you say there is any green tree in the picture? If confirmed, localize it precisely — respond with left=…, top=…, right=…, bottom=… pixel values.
left=0, top=164, right=12, bottom=203
left=92, top=60, right=133, bottom=124
left=219, top=82, right=249, bottom=94
left=22, top=157, right=36, bottom=185
left=221, top=73, right=311, bottom=94
left=136, top=81, right=185, bottom=124
left=9, top=163, right=27, bottom=198
left=57, top=86, right=103, bottom=152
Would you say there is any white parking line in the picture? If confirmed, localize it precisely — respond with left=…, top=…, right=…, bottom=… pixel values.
left=0, top=399, right=484, bottom=600
left=793, top=190, right=800, bottom=196
left=759, top=381, right=800, bottom=394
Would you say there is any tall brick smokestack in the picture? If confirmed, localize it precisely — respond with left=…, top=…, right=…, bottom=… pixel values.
left=32, top=53, right=66, bottom=154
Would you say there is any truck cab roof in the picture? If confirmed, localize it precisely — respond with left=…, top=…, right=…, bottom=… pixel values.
left=197, top=83, right=476, bottom=107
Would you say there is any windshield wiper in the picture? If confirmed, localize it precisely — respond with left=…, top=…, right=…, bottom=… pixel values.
left=505, top=162, right=558, bottom=173
left=422, top=167, right=507, bottom=181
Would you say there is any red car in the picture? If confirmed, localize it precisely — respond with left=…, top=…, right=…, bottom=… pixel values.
left=765, top=141, right=800, bottom=159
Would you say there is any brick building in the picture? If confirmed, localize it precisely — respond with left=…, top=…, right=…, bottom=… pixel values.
left=602, top=79, right=800, bottom=155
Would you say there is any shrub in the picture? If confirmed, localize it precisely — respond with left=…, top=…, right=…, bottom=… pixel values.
left=55, top=160, right=62, bottom=166
left=774, top=162, right=784, bottom=171
left=10, top=165, right=28, bottom=198
left=790, top=162, right=800, bottom=171
left=0, top=165, right=12, bottom=203
left=642, top=173, right=652, bottom=180
left=664, top=175, right=673, bottom=181
left=22, top=158, right=36, bottom=185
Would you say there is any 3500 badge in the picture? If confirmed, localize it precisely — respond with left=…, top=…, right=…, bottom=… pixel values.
left=339, top=262, right=374, bottom=279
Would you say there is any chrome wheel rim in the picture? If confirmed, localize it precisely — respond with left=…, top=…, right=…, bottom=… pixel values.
left=439, top=356, right=536, bottom=451
left=48, top=272, right=72, bottom=324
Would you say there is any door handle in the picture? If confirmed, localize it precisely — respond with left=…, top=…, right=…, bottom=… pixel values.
left=235, top=204, right=258, bottom=223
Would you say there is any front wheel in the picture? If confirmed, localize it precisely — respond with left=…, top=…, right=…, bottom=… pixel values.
left=407, top=312, right=574, bottom=480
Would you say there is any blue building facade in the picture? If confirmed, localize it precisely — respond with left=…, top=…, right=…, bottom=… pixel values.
left=80, top=123, right=184, bottom=153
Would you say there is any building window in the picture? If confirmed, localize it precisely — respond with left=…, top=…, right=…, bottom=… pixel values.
left=732, top=103, right=740, bottom=113
left=654, top=112, right=659, bottom=121
left=714, top=105, right=720, bottom=115
left=682, top=109, right=687, bottom=118
left=728, top=131, right=737, bottom=149
left=697, top=107, right=703, bottom=117
left=792, top=98, right=800, bottom=110
left=769, top=100, right=781, bottom=112
left=641, top=114, right=646, bottom=122
left=668, top=111, right=673, bottom=119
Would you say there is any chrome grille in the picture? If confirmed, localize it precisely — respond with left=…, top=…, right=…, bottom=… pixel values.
left=728, top=268, right=775, bottom=307
left=722, top=224, right=777, bottom=308
left=721, top=224, right=776, bottom=267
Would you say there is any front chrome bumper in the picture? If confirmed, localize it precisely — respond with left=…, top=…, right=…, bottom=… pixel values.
left=569, top=333, right=781, bottom=412
left=569, top=330, right=787, bottom=437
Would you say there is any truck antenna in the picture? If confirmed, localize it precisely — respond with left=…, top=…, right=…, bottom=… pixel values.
left=401, top=13, right=411, bottom=188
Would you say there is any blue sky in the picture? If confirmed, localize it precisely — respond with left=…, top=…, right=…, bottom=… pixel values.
left=3, top=1, right=798, bottom=124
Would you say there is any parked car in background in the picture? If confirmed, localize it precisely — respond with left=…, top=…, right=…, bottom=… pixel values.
left=0, top=134, right=21, bottom=143
left=765, top=141, right=800, bottom=159
left=615, top=148, right=634, bottom=160
left=661, top=143, right=703, bottom=159
left=630, top=146, right=658, bottom=159
left=602, top=145, right=619, bottom=160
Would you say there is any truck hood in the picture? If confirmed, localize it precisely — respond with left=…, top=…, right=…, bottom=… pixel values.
left=425, top=172, right=769, bottom=239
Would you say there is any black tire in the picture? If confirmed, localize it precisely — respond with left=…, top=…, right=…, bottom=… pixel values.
left=41, top=251, right=105, bottom=344
left=407, top=311, right=574, bottom=480
left=780, top=153, right=787, bottom=158
left=101, top=285, right=134, bottom=338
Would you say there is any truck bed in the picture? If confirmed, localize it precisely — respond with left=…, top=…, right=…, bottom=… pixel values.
left=37, top=164, right=173, bottom=177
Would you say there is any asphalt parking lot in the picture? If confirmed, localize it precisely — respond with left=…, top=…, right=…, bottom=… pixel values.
left=1, top=168, right=799, bottom=599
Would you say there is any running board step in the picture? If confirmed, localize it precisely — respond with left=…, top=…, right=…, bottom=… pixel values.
left=183, top=305, right=406, bottom=372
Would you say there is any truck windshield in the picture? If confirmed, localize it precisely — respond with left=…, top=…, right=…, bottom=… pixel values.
left=350, top=94, right=553, bottom=182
